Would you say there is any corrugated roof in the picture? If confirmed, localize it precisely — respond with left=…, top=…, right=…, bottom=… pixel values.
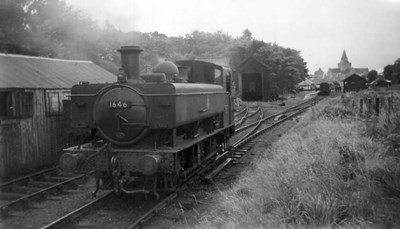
left=0, top=53, right=117, bottom=89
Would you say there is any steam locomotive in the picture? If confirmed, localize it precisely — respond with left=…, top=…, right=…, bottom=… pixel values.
left=60, top=46, right=235, bottom=198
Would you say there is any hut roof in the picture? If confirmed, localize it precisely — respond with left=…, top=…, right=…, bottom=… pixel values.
left=298, top=79, right=314, bottom=86
left=342, top=74, right=367, bottom=82
left=234, top=56, right=270, bottom=70
left=0, top=53, right=116, bottom=89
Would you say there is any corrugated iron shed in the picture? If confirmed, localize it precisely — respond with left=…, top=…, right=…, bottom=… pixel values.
left=0, top=53, right=116, bottom=89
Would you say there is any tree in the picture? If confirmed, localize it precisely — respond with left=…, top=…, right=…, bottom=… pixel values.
left=0, top=0, right=32, bottom=54
left=366, top=70, right=378, bottom=83
left=384, top=64, right=394, bottom=81
left=229, top=39, right=308, bottom=94
left=384, top=58, right=400, bottom=84
left=394, top=58, right=400, bottom=84
left=241, top=29, right=252, bottom=41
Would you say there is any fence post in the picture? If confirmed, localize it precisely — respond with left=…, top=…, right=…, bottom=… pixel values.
left=368, top=98, right=372, bottom=114
left=376, top=98, right=380, bottom=115
left=388, top=97, right=392, bottom=114
left=360, top=98, right=363, bottom=115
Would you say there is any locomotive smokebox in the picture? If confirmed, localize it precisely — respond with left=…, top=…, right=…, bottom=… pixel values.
left=118, top=46, right=143, bottom=82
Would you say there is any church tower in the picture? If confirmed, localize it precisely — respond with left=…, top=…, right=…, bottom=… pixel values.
left=338, top=50, right=352, bottom=72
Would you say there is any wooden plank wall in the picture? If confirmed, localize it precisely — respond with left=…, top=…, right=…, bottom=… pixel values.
left=0, top=89, right=68, bottom=179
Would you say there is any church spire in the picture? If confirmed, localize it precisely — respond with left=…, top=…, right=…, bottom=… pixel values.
left=341, top=50, right=348, bottom=62
left=338, top=50, right=351, bottom=72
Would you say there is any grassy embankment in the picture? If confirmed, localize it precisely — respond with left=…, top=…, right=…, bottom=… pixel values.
left=194, top=90, right=400, bottom=228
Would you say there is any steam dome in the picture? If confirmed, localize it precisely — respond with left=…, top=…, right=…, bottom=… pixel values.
left=152, top=61, right=179, bottom=80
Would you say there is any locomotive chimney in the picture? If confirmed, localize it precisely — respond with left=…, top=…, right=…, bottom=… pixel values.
left=118, top=46, right=143, bottom=83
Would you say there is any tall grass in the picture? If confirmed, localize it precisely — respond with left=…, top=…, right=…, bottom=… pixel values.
left=191, top=92, right=400, bottom=229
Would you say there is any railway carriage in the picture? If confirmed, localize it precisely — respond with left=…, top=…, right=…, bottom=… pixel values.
left=60, top=46, right=235, bottom=198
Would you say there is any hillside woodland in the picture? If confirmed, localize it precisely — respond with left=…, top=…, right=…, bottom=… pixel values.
left=0, top=0, right=309, bottom=93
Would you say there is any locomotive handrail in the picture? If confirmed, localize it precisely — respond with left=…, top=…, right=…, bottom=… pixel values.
left=70, top=91, right=228, bottom=97
left=71, top=82, right=228, bottom=98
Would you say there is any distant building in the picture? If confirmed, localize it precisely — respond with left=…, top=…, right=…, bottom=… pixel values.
left=297, top=79, right=316, bottom=91
left=314, top=68, right=325, bottom=78
left=369, top=76, right=392, bottom=88
left=343, top=74, right=368, bottom=92
left=325, top=50, right=369, bottom=82
left=234, top=56, right=272, bottom=101
left=310, top=68, right=325, bottom=84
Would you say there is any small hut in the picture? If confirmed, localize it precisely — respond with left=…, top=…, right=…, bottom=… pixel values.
left=0, top=53, right=116, bottom=178
left=297, top=79, right=316, bottom=91
left=342, top=74, right=367, bottom=92
left=369, top=77, right=392, bottom=88
left=234, top=57, right=271, bottom=101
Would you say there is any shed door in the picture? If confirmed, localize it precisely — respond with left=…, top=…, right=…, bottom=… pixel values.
left=241, top=73, right=262, bottom=101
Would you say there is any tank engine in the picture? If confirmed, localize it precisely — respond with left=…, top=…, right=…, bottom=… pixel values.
left=60, top=46, right=234, bottom=198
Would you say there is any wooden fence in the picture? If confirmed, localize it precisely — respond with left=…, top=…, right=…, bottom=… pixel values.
left=342, top=96, right=395, bottom=116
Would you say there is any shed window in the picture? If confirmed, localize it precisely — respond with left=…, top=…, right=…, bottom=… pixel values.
left=45, top=90, right=70, bottom=116
left=0, top=91, right=13, bottom=117
left=0, top=91, right=33, bottom=118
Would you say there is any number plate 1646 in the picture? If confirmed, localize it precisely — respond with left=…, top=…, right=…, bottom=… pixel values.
left=109, top=101, right=131, bottom=109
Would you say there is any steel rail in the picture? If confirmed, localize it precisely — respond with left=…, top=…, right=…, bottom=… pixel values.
left=234, top=104, right=249, bottom=126
left=127, top=192, right=178, bottom=229
left=0, top=167, right=59, bottom=189
left=234, top=106, right=247, bottom=117
left=0, top=172, right=89, bottom=213
left=39, top=191, right=114, bottom=229
left=236, top=98, right=317, bottom=133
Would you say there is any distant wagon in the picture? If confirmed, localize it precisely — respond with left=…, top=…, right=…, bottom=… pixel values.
left=318, top=82, right=331, bottom=96
left=0, top=53, right=116, bottom=178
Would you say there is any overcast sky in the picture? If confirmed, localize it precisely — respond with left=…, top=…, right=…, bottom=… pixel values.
left=65, top=0, right=400, bottom=73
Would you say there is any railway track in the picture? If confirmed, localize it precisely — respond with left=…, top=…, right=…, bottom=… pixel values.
left=235, top=104, right=262, bottom=128
left=235, top=104, right=263, bottom=133
left=206, top=97, right=321, bottom=180
left=0, top=167, right=90, bottom=216
left=39, top=97, right=321, bottom=229
left=234, top=104, right=249, bottom=126
left=40, top=166, right=203, bottom=229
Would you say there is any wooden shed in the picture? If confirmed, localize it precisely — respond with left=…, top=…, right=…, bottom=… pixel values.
left=369, top=78, right=392, bottom=88
left=234, top=57, right=271, bottom=101
left=342, top=74, right=367, bottom=92
left=0, top=53, right=116, bottom=178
